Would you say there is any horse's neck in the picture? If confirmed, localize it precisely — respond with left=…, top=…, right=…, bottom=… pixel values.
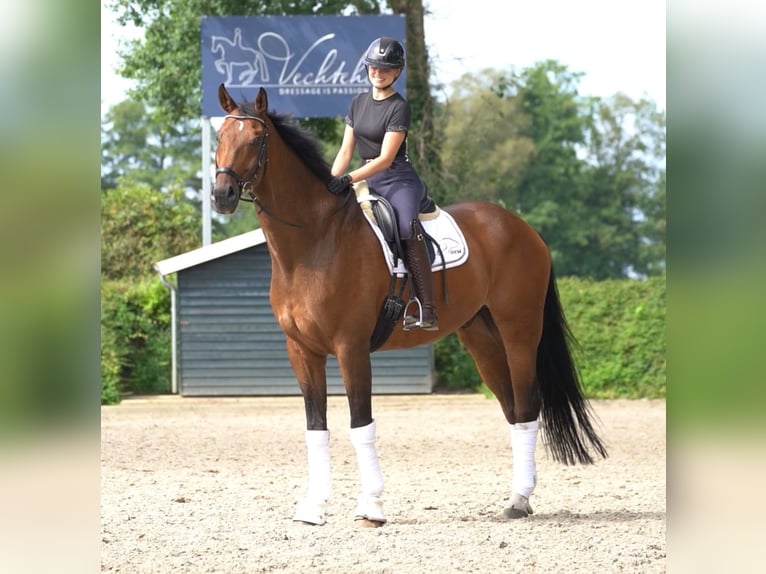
left=259, top=141, right=362, bottom=271
left=261, top=198, right=360, bottom=277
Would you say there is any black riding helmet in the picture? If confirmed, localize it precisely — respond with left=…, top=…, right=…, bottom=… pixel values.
left=363, top=37, right=405, bottom=69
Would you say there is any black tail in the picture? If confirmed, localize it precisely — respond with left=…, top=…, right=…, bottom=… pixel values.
left=537, top=268, right=608, bottom=465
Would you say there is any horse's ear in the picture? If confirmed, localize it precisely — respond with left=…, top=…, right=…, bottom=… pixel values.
left=255, top=88, right=268, bottom=114
left=218, top=84, right=237, bottom=114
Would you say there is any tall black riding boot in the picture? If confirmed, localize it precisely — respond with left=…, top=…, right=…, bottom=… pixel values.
left=402, top=230, right=439, bottom=331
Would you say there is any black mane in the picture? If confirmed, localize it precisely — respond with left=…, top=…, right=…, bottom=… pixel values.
left=239, top=100, right=333, bottom=183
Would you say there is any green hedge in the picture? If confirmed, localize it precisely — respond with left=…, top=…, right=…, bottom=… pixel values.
left=101, top=279, right=172, bottom=404
left=102, top=275, right=665, bottom=403
left=434, top=275, right=666, bottom=398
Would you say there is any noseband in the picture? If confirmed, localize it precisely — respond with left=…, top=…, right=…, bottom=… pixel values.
left=215, top=114, right=269, bottom=204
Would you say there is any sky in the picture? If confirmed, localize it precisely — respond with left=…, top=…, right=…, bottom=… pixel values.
left=100, top=0, right=666, bottom=116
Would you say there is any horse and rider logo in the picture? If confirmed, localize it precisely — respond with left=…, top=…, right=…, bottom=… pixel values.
left=211, top=28, right=269, bottom=86
left=209, top=27, right=370, bottom=89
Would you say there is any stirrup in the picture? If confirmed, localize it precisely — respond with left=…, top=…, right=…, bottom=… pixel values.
left=402, top=298, right=438, bottom=331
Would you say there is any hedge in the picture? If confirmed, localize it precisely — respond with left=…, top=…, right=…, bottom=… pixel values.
left=435, top=275, right=666, bottom=398
left=102, top=275, right=665, bottom=403
left=101, top=279, right=171, bottom=404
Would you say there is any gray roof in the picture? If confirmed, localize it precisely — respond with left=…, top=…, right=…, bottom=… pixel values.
left=154, top=229, right=266, bottom=276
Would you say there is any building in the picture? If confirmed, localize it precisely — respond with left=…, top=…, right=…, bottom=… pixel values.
left=155, top=230, right=434, bottom=396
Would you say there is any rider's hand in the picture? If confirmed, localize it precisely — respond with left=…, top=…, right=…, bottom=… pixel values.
left=327, top=174, right=353, bottom=195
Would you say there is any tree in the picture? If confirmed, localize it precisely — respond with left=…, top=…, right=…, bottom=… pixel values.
left=638, top=169, right=665, bottom=276
left=101, top=180, right=200, bottom=280
left=579, top=94, right=666, bottom=277
left=438, top=70, right=535, bottom=204
left=101, top=99, right=201, bottom=193
left=586, top=94, right=666, bottom=275
left=437, top=61, right=666, bottom=278
left=490, top=61, right=665, bottom=278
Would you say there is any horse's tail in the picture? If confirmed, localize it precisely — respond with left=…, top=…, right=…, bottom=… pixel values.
left=537, top=268, right=608, bottom=465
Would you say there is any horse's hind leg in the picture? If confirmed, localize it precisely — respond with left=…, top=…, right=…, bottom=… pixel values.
left=457, top=308, right=541, bottom=519
left=286, top=338, right=331, bottom=526
left=456, top=308, right=515, bottom=420
left=501, top=324, right=543, bottom=518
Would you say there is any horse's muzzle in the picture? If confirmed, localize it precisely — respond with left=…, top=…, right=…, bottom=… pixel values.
left=212, top=181, right=239, bottom=214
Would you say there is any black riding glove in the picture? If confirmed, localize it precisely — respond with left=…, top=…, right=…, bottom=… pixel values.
left=327, top=174, right=353, bottom=195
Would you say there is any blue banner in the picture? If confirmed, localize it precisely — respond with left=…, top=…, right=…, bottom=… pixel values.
left=201, top=15, right=406, bottom=118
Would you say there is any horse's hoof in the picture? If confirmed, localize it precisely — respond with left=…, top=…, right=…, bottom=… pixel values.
left=292, top=498, right=327, bottom=525
left=503, top=506, right=529, bottom=519
left=503, top=493, right=534, bottom=519
left=355, top=518, right=385, bottom=528
left=353, top=495, right=386, bottom=525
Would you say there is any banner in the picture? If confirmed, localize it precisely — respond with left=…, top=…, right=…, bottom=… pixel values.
left=201, top=15, right=406, bottom=118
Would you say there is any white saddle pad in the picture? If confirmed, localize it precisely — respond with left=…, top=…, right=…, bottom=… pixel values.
left=354, top=181, right=470, bottom=276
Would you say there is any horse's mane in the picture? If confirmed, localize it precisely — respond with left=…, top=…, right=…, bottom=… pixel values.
left=240, top=100, right=333, bottom=184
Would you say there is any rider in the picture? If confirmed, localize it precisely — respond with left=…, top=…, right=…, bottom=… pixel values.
left=327, top=37, right=438, bottom=331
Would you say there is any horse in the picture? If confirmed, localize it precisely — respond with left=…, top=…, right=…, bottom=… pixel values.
left=211, top=84, right=607, bottom=526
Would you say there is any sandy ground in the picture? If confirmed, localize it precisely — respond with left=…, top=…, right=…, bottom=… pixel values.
left=101, top=395, right=666, bottom=573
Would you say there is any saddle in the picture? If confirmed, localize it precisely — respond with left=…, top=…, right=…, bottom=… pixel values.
left=355, top=181, right=440, bottom=266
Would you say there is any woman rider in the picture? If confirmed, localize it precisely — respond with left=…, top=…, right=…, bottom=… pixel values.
left=327, top=37, right=438, bottom=331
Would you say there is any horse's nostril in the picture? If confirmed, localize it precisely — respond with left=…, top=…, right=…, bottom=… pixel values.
left=227, top=186, right=236, bottom=200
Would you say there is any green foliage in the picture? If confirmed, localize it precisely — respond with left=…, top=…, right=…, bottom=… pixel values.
left=101, top=177, right=196, bottom=402
left=438, top=62, right=666, bottom=279
left=578, top=94, right=667, bottom=278
left=518, top=71, right=665, bottom=279
left=101, top=279, right=172, bottom=399
left=101, top=180, right=201, bottom=280
left=433, top=332, right=483, bottom=392
left=433, top=276, right=666, bottom=398
left=101, top=99, right=202, bottom=192
left=559, top=275, right=666, bottom=398
left=440, top=71, right=535, bottom=204
left=101, top=322, right=123, bottom=405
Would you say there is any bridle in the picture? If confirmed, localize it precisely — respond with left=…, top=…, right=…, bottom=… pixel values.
left=215, top=113, right=270, bottom=206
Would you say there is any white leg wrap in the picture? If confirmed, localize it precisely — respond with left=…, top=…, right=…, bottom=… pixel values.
left=349, top=420, right=386, bottom=522
left=292, top=429, right=331, bottom=525
left=510, top=420, right=539, bottom=499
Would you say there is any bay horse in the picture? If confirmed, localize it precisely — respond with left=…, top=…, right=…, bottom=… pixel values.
left=212, top=84, right=607, bottom=526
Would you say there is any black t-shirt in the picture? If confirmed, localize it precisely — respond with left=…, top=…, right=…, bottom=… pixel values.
left=345, top=91, right=410, bottom=160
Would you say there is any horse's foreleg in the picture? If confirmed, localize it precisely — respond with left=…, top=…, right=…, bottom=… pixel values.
left=349, top=420, right=386, bottom=525
left=286, top=338, right=330, bottom=525
left=337, top=345, right=386, bottom=525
